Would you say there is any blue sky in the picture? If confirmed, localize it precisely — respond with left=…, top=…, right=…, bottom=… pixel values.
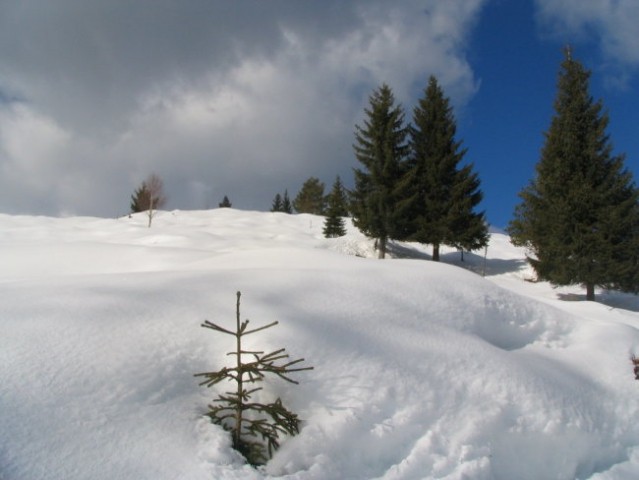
left=0, top=0, right=638, bottom=229
left=462, top=0, right=639, bottom=227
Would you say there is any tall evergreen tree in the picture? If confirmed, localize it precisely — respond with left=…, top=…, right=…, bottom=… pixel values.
left=323, top=176, right=348, bottom=238
left=449, top=164, right=489, bottom=258
left=328, top=175, right=349, bottom=217
left=352, top=84, right=409, bottom=258
left=271, top=191, right=293, bottom=213
left=282, top=190, right=293, bottom=214
left=399, top=76, right=487, bottom=261
left=271, top=193, right=283, bottom=212
left=293, top=177, right=326, bottom=214
left=508, top=48, right=639, bottom=301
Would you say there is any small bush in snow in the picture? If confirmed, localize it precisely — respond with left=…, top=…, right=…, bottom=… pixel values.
left=195, top=291, right=313, bottom=465
left=632, top=355, right=639, bottom=380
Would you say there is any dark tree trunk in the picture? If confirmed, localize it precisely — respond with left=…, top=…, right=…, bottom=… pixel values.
left=586, top=283, right=595, bottom=301
left=378, top=237, right=387, bottom=259
left=432, top=244, right=440, bottom=262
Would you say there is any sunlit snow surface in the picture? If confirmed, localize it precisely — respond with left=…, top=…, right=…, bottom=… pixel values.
left=1, top=209, right=638, bottom=480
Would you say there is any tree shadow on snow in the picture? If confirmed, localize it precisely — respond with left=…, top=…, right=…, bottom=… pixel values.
left=386, top=242, right=431, bottom=261
left=558, top=291, right=639, bottom=312
left=387, top=242, right=528, bottom=277
left=389, top=242, right=639, bottom=311
left=480, top=258, right=529, bottom=277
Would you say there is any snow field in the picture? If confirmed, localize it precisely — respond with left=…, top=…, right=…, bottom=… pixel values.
left=1, top=209, right=638, bottom=479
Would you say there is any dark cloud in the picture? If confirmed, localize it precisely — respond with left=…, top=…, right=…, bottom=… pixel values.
left=0, top=0, right=485, bottom=216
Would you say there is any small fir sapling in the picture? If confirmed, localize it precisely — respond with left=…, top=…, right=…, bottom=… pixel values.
left=194, top=291, right=313, bottom=465
left=632, top=355, right=639, bottom=380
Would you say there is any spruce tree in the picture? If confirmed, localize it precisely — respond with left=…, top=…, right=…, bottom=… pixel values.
left=323, top=176, right=348, bottom=238
left=281, top=190, right=293, bottom=214
left=399, top=76, right=487, bottom=261
left=328, top=175, right=349, bottom=217
left=449, top=164, right=489, bottom=259
left=293, top=177, right=326, bottom=214
left=271, top=191, right=293, bottom=213
left=271, top=193, right=283, bottom=212
left=508, top=48, right=639, bottom=301
left=219, top=195, right=232, bottom=208
left=352, top=84, right=409, bottom=258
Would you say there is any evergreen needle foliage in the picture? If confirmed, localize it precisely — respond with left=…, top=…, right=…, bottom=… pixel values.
left=195, top=292, right=313, bottom=465
left=293, top=177, right=326, bottom=214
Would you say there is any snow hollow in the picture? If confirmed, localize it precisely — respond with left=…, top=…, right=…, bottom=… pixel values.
left=1, top=209, right=639, bottom=480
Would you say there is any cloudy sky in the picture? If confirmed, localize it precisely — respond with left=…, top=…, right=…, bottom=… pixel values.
left=1, top=0, right=638, bottom=227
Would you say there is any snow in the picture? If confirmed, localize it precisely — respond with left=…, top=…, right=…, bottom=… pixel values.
left=1, top=208, right=638, bottom=480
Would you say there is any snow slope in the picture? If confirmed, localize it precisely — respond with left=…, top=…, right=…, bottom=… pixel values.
left=1, top=209, right=638, bottom=480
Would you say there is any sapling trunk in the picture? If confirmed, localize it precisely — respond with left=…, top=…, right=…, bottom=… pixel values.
left=234, top=291, right=243, bottom=450
left=147, top=195, right=154, bottom=228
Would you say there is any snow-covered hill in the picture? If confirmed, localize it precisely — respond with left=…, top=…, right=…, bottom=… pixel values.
left=1, top=209, right=638, bottom=480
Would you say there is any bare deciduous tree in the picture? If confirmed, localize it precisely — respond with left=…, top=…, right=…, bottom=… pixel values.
left=130, top=173, right=167, bottom=227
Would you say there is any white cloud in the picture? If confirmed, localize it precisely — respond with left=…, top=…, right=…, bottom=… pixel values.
left=535, top=0, right=639, bottom=72
left=0, top=106, right=71, bottom=185
left=0, top=104, right=135, bottom=215
left=0, top=105, right=75, bottom=212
